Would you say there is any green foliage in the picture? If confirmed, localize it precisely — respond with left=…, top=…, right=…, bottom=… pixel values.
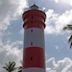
left=63, top=24, right=72, bottom=48
left=18, top=66, right=22, bottom=72
left=63, top=24, right=72, bottom=30
left=68, top=35, right=72, bottom=48
left=3, top=61, right=17, bottom=72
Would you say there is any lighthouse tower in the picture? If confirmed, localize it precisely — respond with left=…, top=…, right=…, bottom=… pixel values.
left=22, top=4, right=46, bottom=72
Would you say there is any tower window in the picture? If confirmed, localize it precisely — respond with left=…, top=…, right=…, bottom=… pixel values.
left=30, top=56, right=33, bottom=61
left=31, top=29, right=33, bottom=32
left=31, top=42, right=33, bottom=45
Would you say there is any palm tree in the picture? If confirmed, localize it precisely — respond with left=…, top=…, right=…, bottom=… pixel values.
left=18, top=66, right=22, bottom=72
left=3, top=61, right=17, bottom=72
left=63, top=24, right=72, bottom=48
left=18, top=60, right=23, bottom=72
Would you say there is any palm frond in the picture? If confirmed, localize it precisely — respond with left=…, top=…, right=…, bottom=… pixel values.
left=18, top=66, right=22, bottom=72
left=68, top=35, right=72, bottom=48
left=3, top=67, right=8, bottom=71
left=3, top=61, right=17, bottom=72
left=63, top=24, right=72, bottom=30
left=63, top=24, right=72, bottom=48
left=68, top=35, right=72, bottom=43
left=10, top=62, right=16, bottom=70
left=70, top=43, right=72, bottom=48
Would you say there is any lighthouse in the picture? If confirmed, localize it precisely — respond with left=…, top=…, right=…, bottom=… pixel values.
left=22, top=4, right=46, bottom=72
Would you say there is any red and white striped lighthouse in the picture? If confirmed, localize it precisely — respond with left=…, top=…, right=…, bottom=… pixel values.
left=22, top=4, right=46, bottom=72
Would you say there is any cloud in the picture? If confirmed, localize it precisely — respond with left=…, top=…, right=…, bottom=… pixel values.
left=45, top=9, right=58, bottom=34
left=0, top=0, right=72, bottom=35
left=26, top=0, right=47, bottom=7
left=0, top=1, right=25, bottom=71
left=54, top=0, right=58, bottom=3
left=0, top=41, right=23, bottom=72
left=0, top=0, right=27, bottom=31
left=45, top=9, right=72, bottom=34
left=53, top=0, right=72, bottom=6
left=46, top=57, right=72, bottom=72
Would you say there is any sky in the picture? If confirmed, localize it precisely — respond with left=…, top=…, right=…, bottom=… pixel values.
left=0, top=0, right=72, bottom=72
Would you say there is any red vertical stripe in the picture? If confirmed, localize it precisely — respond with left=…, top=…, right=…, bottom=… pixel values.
left=23, top=47, right=45, bottom=68
left=22, top=10, right=46, bottom=29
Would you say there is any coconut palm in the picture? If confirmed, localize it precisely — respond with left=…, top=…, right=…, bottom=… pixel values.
left=63, top=25, right=72, bottom=30
left=18, top=60, right=23, bottom=72
left=3, top=61, right=17, bottom=72
left=18, top=66, right=22, bottom=72
left=63, top=24, right=72, bottom=48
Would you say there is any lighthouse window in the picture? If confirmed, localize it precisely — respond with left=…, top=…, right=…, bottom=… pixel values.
left=31, top=42, right=33, bottom=45
left=30, top=56, right=33, bottom=61
left=31, top=29, right=33, bottom=32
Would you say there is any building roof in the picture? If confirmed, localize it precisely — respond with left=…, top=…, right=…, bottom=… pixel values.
left=30, top=4, right=39, bottom=9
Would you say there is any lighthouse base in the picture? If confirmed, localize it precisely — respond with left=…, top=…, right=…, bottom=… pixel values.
left=22, top=68, right=45, bottom=72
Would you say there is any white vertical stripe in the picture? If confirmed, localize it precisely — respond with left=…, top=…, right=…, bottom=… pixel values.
left=22, top=68, right=45, bottom=72
left=24, top=28, right=45, bottom=48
